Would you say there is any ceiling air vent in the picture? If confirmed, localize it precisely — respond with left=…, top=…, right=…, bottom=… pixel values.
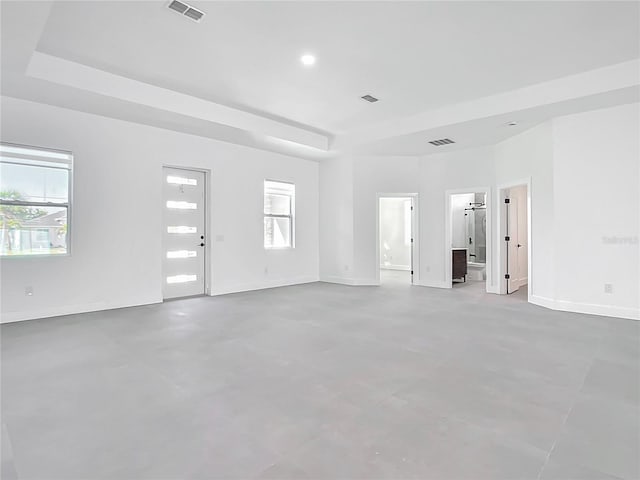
left=168, top=0, right=188, bottom=13
left=428, top=138, right=455, bottom=146
left=168, top=0, right=205, bottom=22
left=184, top=7, right=204, bottom=21
left=361, top=95, right=379, bottom=103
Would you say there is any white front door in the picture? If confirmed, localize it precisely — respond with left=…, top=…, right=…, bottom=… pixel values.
left=162, top=167, right=206, bottom=299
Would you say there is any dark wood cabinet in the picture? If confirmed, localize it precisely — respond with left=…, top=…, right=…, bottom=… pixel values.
left=452, top=249, right=467, bottom=282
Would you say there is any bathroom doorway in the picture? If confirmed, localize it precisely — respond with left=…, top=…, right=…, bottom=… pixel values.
left=445, top=187, right=492, bottom=292
left=377, top=194, right=419, bottom=285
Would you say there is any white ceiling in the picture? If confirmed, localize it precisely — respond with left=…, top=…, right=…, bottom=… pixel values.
left=354, top=86, right=640, bottom=156
left=1, top=1, right=639, bottom=159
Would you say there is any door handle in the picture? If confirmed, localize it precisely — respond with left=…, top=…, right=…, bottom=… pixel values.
left=517, top=244, right=522, bottom=248
left=199, top=243, right=205, bottom=247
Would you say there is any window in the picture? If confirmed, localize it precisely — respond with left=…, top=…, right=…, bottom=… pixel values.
left=0, top=143, right=72, bottom=256
left=264, top=180, right=294, bottom=249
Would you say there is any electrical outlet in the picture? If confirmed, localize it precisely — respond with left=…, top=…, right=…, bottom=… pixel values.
left=25, top=286, right=34, bottom=296
left=344, top=265, right=349, bottom=271
left=264, top=266, right=268, bottom=275
left=426, top=265, right=431, bottom=272
left=604, top=283, right=613, bottom=294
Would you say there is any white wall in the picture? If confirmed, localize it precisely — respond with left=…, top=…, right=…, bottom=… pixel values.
left=379, top=197, right=411, bottom=270
left=319, top=102, right=638, bottom=320
left=5, top=97, right=635, bottom=322
left=418, top=147, right=496, bottom=288
left=0, top=96, right=319, bottom=322
left=421, top=104, right=638, bottom=319
left=323, top=150, right=497, bottom=289
left=551, top=103, right=639, bottom=319
left=318, top=155, right=355, bottom=284
left=352, top=155, right=420, bottom=284
left=494, top=122, right=555, bottom=299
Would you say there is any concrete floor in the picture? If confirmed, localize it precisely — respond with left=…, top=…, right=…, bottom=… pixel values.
left=380, top=269, right=412, bottom=285
left=1, top=281, right=638, bottom=479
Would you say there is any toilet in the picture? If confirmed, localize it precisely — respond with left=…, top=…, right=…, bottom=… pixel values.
left=467, top=262, right=486, bottom=281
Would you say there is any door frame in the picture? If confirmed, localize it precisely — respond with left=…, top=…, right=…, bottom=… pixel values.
left=496, top=178, right=531, bottom=298
left=376, top=193, right=420, bottom=285
left=161, top=164, right=211, bottom=299
left=445, top=186, right=493, bottom=292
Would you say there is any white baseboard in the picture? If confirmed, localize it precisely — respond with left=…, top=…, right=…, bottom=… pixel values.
left=529, top=295, right=555, bottom=310
left=530, top=295, right=639, bottom=321
left=414, top=281, right=499, bottom=294
left=320, top=276, right=380, bottom=286
left=1, top=296, right=163, bottom=324
left=2, top=277, right=321, bottom=323
left=210, top=276, right=319, bottom=296
left=352, top=278, right=379, bottom=286
left=380, top=265, right=410, bottom=271
left=414, top=280, right=451, bottom=289
left=319, top=275, right=357, bottom=286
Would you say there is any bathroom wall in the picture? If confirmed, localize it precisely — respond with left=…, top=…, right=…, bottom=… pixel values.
left=451, top=193, right=474, bottom=249
left=472, top=193, right=487, bottom=263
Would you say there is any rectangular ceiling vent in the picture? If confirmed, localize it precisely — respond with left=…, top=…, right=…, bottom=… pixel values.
left=428, top=138, right=455, bottom=146
left=361, top=95, right=379, bottom=103
left=168, top=0, right=205, bottom=22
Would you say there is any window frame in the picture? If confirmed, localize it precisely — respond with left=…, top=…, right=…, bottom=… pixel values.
left=0, top=142, right=73, bottom=258
left=263, top=179, right=295, bottom=250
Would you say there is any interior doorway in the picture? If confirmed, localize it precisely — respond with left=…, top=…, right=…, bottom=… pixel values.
left=501, top=183, right=529, bottom=296
left=377, top=194, right=418, bottom=285
left=445, top=187, right=492, bottom=291
left=162, top=166, right=207, bottom=299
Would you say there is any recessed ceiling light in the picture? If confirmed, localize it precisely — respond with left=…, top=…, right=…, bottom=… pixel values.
left=507, top=121, right=518, bottom=126
left=301, top=54, right=316, bottom=66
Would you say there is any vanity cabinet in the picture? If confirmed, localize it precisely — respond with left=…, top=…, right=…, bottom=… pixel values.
left=452, top=248, right=467, bottom=282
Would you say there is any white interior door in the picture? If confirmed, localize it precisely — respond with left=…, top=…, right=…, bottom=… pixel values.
left=163, top=167, right=206, bottom=299
left=409, top=197, right=415, bottom=284
left=516, top=189, right=528, bottom=286
left=507, top=196, right=520, bottom=294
